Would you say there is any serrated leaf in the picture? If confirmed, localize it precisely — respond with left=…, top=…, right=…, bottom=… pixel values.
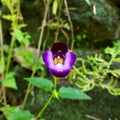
left=52, top=0, right=58, bottom=15
left=0, top=106, right=34, bottom=120
left=3, top=72, right=17, bottom=89
left=24, top=77, right=53, bottom=91
left=59, top=87, right=91, bottom=100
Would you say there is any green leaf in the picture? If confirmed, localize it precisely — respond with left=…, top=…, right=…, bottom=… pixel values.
left=114, top=41, right=120, bottom=50
left=24, top=34, right=31, bottom=46
left=0, top=106, right=34, bottom=120
left=82, top=34, right=87, bottom=39
left=63, top=22, right=70, bottom=30
left=24, top=77, right=53, bottom=91
left=3, top=45, right=9, bottom=53
left=76, top=34, right=82, bottom=41
left=2, top=15, right=12, bottom=21
left=113, top=58, right=120, bottom=62
left=3, top=72, right=17, bottom=89
left=14, top=29, right=23, bottom=42
left=52, top=0, right=58, bottom=15
left=59, top=87, right=91, bottom=100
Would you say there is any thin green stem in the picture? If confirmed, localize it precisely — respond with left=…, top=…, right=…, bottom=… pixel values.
left=53, top=77, right=57, bottom=90
left=0, top=15, right=4, bottom=79
left=23, top=1, right=50, bottom=109
left=5, top=0, right=21, bottom=74
left=21, top=71, right=35, bottom=109
left=22, top=1, right=49, bottom=106
left=36, top=93, right=54, bottom=119
left=36, top=77, right=58, bottom=119
left=22, top=3, right=50, bottom=105
left=6, top=35, right=16, bottom=73
left=21, top=83, right=32, bottom=109
left=0, top=15, right=7, bottom=106
left=55, top=27, right=60, bottom=42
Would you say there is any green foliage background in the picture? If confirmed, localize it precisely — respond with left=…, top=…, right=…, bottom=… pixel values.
left=0, top=0, right=120, bottom=119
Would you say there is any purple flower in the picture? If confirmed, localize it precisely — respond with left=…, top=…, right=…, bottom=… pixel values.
left=42, top=42, right=76, bottom=78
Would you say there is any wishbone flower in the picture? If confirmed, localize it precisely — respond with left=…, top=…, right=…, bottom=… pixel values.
left=42, top=42, right=76, bottom=78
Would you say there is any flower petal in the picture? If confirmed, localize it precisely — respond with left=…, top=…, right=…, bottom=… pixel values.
left=42, top=50, right=54, bottom=68
left=49, top=64, right=70, bottom=78
left=64, top=52, right=76, bottom=67
left=51, top=42, right=68, bottom=55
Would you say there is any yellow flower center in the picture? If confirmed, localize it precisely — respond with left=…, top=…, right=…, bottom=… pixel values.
left=54, top=56, right=64, bottom=64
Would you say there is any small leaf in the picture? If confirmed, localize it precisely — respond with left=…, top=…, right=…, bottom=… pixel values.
left=3, top=72, right=17, bottom=89
left=113, top=58, right=120, bottom=62
left=0, top=106, right=34, bottom=120
left=93, top=4, right=97, bottom=15
left=114, top=41, right=120, bottom=50
left=76, top=34, right=82, bottom=41
left=14, top=29, right=23, bottom=42
left=82, top=34, right=87, bottom=39
left=24, top=34, right=31, bottom=46
left=24, top=77, right=53, bottom=91
left=52, top=0, right=58, bottom=15
left=63, top=23, right=70, bottom=30
left=3, top=45, right=9, bottom=53
left=59, top=87, right=91, bottom=100
left=84, top=0, right=91, bottom=6
left=2, top=15, right=12, bottom=21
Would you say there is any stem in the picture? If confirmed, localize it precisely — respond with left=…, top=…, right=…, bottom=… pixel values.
left=54, top=27, right=60, bottom=42
left=61, top=29, right=69, bottom=43
left=23, top=2, right=50, bottom=109
left=36, top=93, right=54, bottom=119
left=1, top=87, right=7, bottom=106
left=6, top=35, right=16, bottom=73
left=22, top=2, right=50, bottom=108
left=54, top=0, right=63, bottom=42
left=53, top=77, right=57, bottom=90
left=5, top=1, right=20, bottom=73
left=36, top=77, right=58, bottom=119
left=42, top=29, right=49, bottom=52
left=64, top=0, right=74, bottom=50
left=21, top=71, right=35, bottom=109
left=0, top=15, right=7, bottom=106
left=21, top=83, right=32, bottom=109
left=36, top=2, right=49, bottom=59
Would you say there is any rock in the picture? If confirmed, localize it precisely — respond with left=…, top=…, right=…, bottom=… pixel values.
left=68, top=0, right=120, bottom=45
